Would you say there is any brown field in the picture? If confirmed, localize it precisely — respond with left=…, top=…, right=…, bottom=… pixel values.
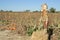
left=0, top=12, right=60, bottom=26
left=0, top=12, right=60, bottom=32
left=0, top=12, right=60, bottom=40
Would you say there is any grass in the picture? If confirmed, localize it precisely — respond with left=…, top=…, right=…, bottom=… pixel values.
left=0, top=12, right=60, bottom=35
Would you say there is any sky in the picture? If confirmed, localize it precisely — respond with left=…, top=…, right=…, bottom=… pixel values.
left=0, top=0, right=60, bottom=11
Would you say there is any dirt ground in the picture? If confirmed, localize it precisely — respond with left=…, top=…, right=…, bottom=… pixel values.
left=0, top=30, right=31, bottom=40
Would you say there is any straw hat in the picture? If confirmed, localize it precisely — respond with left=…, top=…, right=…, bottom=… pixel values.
left=41, top=3, right=48, bottom=10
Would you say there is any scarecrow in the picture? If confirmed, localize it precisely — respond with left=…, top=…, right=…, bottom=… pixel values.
left=40, top=4, right=48, bottom=29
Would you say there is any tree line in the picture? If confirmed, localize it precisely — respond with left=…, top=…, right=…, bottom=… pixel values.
left=0, top=7, right=60, bottom=13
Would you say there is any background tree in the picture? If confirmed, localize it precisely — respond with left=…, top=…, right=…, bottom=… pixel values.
left=25, top=10, right=30, bottom=12
left=0, top=10, right=4, bottom=12
left=33, top=10, right=39, bottom=12
left=49, top=7, right=56, bottom=13
left=9, top=10, right=12, bottom=12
